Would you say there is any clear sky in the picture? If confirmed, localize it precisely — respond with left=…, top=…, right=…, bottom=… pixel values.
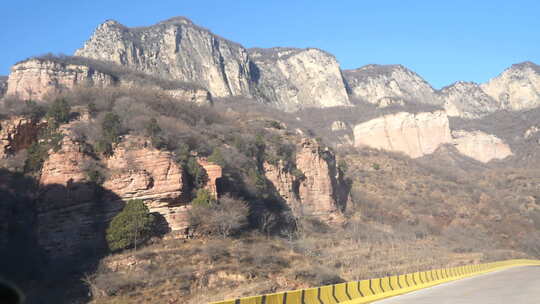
left=1, top=0, right=539, bottom=88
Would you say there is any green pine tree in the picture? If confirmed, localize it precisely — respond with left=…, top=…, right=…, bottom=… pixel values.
left=106, top=199, right=155, bottom=251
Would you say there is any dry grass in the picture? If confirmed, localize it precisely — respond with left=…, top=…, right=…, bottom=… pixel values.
left=83, top=146, right=540, bottom=304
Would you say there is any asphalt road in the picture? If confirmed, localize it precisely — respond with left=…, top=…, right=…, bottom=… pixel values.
left=374, top=266, right=540, bottom=304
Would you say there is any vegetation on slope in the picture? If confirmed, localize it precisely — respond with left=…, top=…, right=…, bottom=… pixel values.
left=1, top=87, right=540, bottom=303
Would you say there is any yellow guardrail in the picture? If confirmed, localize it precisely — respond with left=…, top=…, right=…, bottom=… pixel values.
left=210, top=259, right=540, bottom=304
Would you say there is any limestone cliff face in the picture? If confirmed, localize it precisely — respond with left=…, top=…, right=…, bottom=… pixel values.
left=440, top=81, right=499, bottom=118
left=249, top=48, right=351, bottom=111
left=353, top=111, right=452, bottom=158
left=481, top=62, right=540, bottom=110
left=6, top=57, right=212, bottom=104
left=75, top=18, right=253, bottom=99
left=451, top=130, right=512, bottom=162
left=7, top=59, right=115, bottom=100
left=75, top=18, right=353, bottom=111
left=353, top=111, right=513, bottom=163
left=343, top=64, right=441, bottom=106
left=263, top=138, right=348, bottom=221
left=0, top=76, right=7, bottom=98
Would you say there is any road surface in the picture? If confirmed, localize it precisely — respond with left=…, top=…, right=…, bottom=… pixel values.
left=374, top=266, right=540, bottom=304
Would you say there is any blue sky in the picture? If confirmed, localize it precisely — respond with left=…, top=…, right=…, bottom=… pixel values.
left=1, top=0, right=539, bottom=88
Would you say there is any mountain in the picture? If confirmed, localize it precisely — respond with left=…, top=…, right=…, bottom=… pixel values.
left=75, top=17, right=254, bottom=99
left=439, top=81, right=499, bottom=119
left=481, top=61, right=540, bottom=110
left=3, top=16, right=540, bottom=117
left=248, top=47, right=351, bottom=111
left=75, top=18, right=351, bottom=111
left=343, top=64, right=441, bottom=107
left=5, top=55, right=212, bottom=103
left=2, top=15, right=540, bottom=304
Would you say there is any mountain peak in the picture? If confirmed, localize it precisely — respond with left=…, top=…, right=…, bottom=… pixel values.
left=158, top=16, right=194, bottom=26
left=510, top=61, right=540, bottom=73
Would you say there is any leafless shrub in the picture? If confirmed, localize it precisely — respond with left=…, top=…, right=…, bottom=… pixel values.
left=189, top=195, right=249, bottom=237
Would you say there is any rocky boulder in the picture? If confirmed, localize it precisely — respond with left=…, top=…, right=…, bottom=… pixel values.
left=75, top=18, right=253, bottom=99
left=343, top=64, right=441, bottom=106
left=249, top=47, right=351, bottom=111
left=481, top=61, right=540, bottom=110
left=440, top=81, right=499, bottom=118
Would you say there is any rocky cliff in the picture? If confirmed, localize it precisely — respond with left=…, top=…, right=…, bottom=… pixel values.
left=263, top=138, right=348, bottom=221
left=32, top=116, right=225, bottom=256
left=6, top=56, right=211, bottom=104
left=249, top=48, right=351, bottom=111
left=481, top=62, right=540, bottom=110
left=440, top=81, right=499, bottom=118
left=37, top=123, right=117, bottom=257
left=10, top=16, right=540, bottom=116
left=451, top=130, right=512, bottom=163
left=0, top=76, right=7, bottom=98
left=75, top=18, right=253, bottom=99
left=353, top=111, right=511, bottom=162
left=353, top=111, right=452, bottom=158
left=7, top=58, right=115, bottom=100
left=74, top=18, right=353, bottom=111
left=343, top=64, right=441, bottom=107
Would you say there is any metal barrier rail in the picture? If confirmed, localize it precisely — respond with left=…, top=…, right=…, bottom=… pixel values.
left=209, top=259, right=540, bottom=304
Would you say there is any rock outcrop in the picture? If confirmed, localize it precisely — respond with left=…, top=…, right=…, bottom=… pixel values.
left=196, top=158, right=222, bottom=199
left=39, top=132, right=91, bottom=186
left=331, top=121, right=348, bottom=131
left=37, top=123, right=118, bottom=257
left=440, top=81, right=499, bottom=118
left=6, top=56, right=212, bottom=104
left=102, top=136, right=192, bottom=232
left=353, top=110, right=513, bottom=162
left=451, top=130, right=512, bottom=162
left=7, top=58, right=115, bottom=100
left=249, top=48, right=351, bottom=111
left=353, top=111, right=452, bottom=158
left=0, top=76, right=7, bottom=98
left=343, top=64, right=441, bottom=106
left=481, top=62, right=540, bottom=110
left=264, top=138, right=348, bottom=221
left=75, top=18, right=253, bottom=99
left=35, top=124, right=227, bottom=257
left=0, top=116, right=44, bottom=158
left=524, top=125, right=540, bottom=139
